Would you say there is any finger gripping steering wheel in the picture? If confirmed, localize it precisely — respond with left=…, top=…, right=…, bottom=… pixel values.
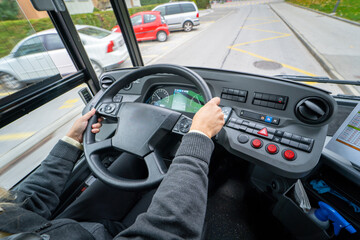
left=83, top=64, right=212, bottom=190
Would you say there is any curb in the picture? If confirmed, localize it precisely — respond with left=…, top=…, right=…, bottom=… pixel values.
left=269, top=3, right=359, bottom=95
left=287, top=2, right=360, bottom=28
left=0, top=106, right=83, bottom=174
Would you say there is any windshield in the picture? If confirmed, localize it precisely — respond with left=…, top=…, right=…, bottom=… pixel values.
left=119, top=0, right=360, bottom=96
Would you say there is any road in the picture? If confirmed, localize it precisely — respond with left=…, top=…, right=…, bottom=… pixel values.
left=0, top=0, right=354, bottom=188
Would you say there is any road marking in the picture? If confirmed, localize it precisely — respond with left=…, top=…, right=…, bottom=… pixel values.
left=228, top=16, right=317, bottom=84
left=232, top=32, right=290, bottom=46
left=244, top=20, right=280, bottom=27
left=59, top=98, right=79, bottom=109
left=248, top=17, right=278, bottom=21
left=228, top=47, right=317, bottom=82
left=0, top=92, right=15, bottom=97
left=0, top=132, right=35, bottom=141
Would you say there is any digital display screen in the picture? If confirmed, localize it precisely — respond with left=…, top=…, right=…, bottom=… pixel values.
left=326, top=103, right=360, bottom=169
left=148, top=88, right=204, bottom=113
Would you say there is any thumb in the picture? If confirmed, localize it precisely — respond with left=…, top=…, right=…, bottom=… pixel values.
left=82, top=108, right=96, bottom=120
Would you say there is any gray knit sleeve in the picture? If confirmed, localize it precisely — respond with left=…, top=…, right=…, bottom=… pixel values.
left=13, top=140, right=82, bottom=219
left=115, top=132, right=214, bottom=240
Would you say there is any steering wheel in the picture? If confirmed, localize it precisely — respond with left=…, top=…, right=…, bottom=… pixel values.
left=83, top=64, right=212, bottom=190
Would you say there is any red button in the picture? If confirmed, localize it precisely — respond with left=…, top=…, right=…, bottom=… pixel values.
left=251, top=139, right=262, bottom=148
left=257, top=128, right=268, bottom=136
left=267, top=144, right=278, bottom=154
left=283, top=150, right=295, bottom=160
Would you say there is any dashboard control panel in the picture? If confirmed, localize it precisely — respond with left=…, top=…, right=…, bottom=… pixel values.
left=239, top=109, right=280, bottom=125
left=227, top=114, right=315, bottom=153
left=252, top=92, right=288, bottom=110
left=221, top=87, right=248, bottom=103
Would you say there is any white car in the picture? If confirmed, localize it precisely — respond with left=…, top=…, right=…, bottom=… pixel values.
left=0, top=25, right=128, bottom=90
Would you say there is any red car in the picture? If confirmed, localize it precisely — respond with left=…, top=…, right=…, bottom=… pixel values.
left=112, top=11, right=170, bottom=42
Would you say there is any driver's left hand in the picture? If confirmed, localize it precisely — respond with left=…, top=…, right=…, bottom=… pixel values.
left=66, top=109, right=103, bottom=143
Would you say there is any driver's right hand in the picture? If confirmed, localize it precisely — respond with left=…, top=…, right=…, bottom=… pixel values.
left=190, top=97, right=225, bottom=138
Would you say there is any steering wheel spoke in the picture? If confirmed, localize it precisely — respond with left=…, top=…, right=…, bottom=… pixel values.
left=144, top=152, right=167, bottom=184
left=86, top=138, right=113, bottom=154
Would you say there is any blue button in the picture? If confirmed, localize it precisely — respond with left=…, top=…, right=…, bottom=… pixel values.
left=265, top=116, right=273, bottom=123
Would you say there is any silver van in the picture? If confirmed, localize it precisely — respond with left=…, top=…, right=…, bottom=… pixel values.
left=152, top=2, right=200, bottom=32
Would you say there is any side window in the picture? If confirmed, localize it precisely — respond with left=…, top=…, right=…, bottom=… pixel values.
left=14, top=36, right=46, bottom=57
left=45, top=34, right=65, bottom=51
left=155, top=6, right=165, bottom=16
left=131, top=15, right=143, bottom=26
left=166, top=5, right=182, bottom=15
left=144, top=14, right=157, bottom=24
left=181, top=3, right=196, bottom=13
left=0, top=0, right=80, bottom=189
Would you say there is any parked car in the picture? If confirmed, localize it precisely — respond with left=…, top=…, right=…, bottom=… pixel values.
left=152, top=1, right=200, bottom=32
left=0, top=25, right=128, bottom=90
left=112, top=11, right=170, bottom=42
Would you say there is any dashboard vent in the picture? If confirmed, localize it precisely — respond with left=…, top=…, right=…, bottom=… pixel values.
left=100, top=75, right=115, bottom=90
left=295, top=97, right=331, bottom=124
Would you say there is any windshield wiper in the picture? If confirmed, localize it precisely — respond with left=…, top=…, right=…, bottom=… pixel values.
left=333, top=95, right=360, bottom=101
left=275, top=75, right=360, bottom=86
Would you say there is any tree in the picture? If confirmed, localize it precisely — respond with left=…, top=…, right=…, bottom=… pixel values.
left=0, top=0, right=19, bottom=21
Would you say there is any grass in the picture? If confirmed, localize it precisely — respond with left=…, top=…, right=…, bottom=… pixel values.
left=286, top=0, right=360, bottom=22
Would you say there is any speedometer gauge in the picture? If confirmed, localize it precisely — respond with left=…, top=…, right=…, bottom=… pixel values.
left=151, top=88, right=170, bottom=103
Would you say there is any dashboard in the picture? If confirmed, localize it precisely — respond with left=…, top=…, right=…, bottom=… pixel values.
left=92, top=66, right=360, bottom=239
left=97, top=67, right=337, bottom=179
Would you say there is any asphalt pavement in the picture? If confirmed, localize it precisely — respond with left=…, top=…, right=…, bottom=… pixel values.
left=270, top=2, right=360, bottom=94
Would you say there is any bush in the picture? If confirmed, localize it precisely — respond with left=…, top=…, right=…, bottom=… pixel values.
left=140, top=0, right=169, bottom=6
left=0, top=1, right=19, bottom=21
left=195, top=0, right=210, bottom=9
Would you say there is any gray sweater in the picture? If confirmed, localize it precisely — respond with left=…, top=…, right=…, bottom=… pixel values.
left=0, top=132, right=214, bottom=240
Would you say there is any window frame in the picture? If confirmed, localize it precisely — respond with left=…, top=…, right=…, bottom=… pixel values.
left=0, top=0, right=143, bottom=128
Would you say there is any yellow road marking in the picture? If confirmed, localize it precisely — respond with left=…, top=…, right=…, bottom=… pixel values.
left=228, top=47, right=317, bottom=84
left=241, top=27, right=289, bottom=35
left=244, top=20, right=280, bottom=28
left=0, top=92, right=15, bottom=97
left=0, top=132, right=35, bottom=141
left=232, top=33, right=290, bottom=47
left=227, top=16, right=317, bottom=84
left=59, top=105, right=74, bottom=109
left=65, top=98, right=79, bottom=104
left=59, top=98, right=80, bottom=109
left=248, top=17, right=278, bottom=21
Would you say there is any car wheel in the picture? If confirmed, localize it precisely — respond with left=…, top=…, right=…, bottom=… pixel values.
left=0, top=73, right=24, bottom=90
left=157, top=31, right=167, bottom=42
left=183, top=21, right=193, bottom=32
left=91, top=61, right=103, bottom=77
